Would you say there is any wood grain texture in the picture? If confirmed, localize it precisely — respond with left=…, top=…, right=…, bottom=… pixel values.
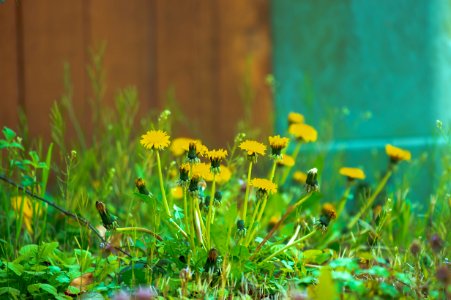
left=0, top=1, right=19, bottom=131
left=0, top=0, right=271, bottom=147
left=20, top=0, right=87, bottom=142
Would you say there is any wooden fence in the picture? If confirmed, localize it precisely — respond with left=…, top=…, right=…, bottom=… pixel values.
left=0, top=0, right=272, bottom=146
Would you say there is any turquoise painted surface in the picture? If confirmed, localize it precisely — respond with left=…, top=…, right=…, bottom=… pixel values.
left=272, top=0, right=451, bottom=203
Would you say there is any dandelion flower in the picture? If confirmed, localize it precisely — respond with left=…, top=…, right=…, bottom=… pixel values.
left=207, top=149, right=228, bottom=174
left=293, top=171, right=307, bottom=184
left=277, top=154, right=295, bottom=167
left=206, top=165, right=232, bottom=184
left=170, top=137, right=197, bottom=157
left=385, top=144, right=411, bottom=163
left=95, top=201, right=118, bottom=230
left=170, top=186, right=184, bottom=199
left=178, top=163, right=190, bottom=186
left=268, top=135, right=289, bottom=159
left=187, top=141, right=208, bottom=163
left=289, top=123, right=317, bottom=142
left=140, top=130, right=170, bottom=150
left=251, top=178, right=277, bottom=198
left=316, top=203, right=336, bottom=232
left=239, top=140, right=266, bottom=162
left=288, top=112, right=304, bottom=125
left=339, top=167, right=366, bottom=181
left=11, top=196, right=35, bottom=234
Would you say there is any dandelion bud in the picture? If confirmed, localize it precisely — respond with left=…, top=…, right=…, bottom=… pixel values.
left=135, top=178, right=150, bottom=196
left=214, top=191, right=222, bottom=206
left=204, top=248, right=219, bottom=274
left=305, top=168, right=319, bottom=193
left=315, top=203, right=336, bottom=232
left=436, top=265, right=450, bottom=286
left=410, top=240, right=421, bottom=256
left=188, top=175, right=200, bottom=196
left=95, top=201, right=118, bottom=230
left=429, top=234, right=444, bottom=253
left=237, top=219, right=246, bottom=237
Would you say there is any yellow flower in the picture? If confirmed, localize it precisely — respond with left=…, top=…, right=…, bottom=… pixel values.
left=288, top=123, right=317, bottom=142
left=207, top=149, right=228, bottom=174
left=170, top=138, right=195, bottom=156
left=197, top=163, right=232, bottom=184
left=268, top=135, right=290, bottom=158
left=239, top=140, right=266, bottom=157
left=277, top=154, right=295, bottom=167
left=11, top=196, right=36, bottom=234
left=293, top=171, right=307, bottom=184
left=192, top=162, right=211, bottom=178
left=170, top=186, right=184, bottom=199
left=251, top=178, right=277, bottom=194
left=385, top=144, right=411, bottom=163
left=140, top=130, right=170, bottom=150
left=339, top=167, right=366, bottom=180
left=288, top=112, right=304, bottom=125
left=321, top=203, right=337, bottom=220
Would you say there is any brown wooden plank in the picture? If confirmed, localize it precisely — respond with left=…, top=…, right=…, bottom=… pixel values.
left=217, top=0, right=272, bottom=142
left=0, top=1, right=19, bottom=131
left=20, top=0, right=86, bottom=143
left=87, top=0, right=157, bottom=118
left=154, top=0, right=217, bottom=145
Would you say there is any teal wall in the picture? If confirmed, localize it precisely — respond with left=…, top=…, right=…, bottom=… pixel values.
left=272, top=0, right=451, bottom=203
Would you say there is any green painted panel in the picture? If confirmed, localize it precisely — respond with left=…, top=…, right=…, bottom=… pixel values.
left=272, top=0, right=451, bottom=203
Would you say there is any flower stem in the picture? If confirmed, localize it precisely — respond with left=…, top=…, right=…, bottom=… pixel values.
left=258, top=229, right=317, bottom=264
left=183, top=188, right=195, bottom=253
left=206, top=174, right=216, bottom=249
left=155, top=150, right=171, bottom=217
left=347, top=170, right=392, bottom=230
left=281, top=143, right=302, bottom=185
left=115, top=227, right=163, bottom=241
left=336, top=185, right=352, bottom=219
left=246, top=194, right=269, bottom=245
left=250, top=192, right=313, bottom=258
left=269, top=159, right=278, bottom=182
left=244, top=198, right=262, bottom=245
left=242, top=161, right=253, bottom=222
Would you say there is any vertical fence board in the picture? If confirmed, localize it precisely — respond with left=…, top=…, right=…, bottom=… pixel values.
left=0, top=1, right=19, bottom=131
left=217, top=0, right=272, bottom=142
left=154, top=0, right=217, bottom=144
left=88, top=0, right=157, bottom=117
left=20, top=0, right=86, bottom=142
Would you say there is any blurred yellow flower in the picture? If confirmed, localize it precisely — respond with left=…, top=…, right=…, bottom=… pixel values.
left=293, top=171, right=307, bottom=184
left=194, top=163, right=231, bottom=184
left=239, top=140, right=266, bottom=157
left=140, top=130, right=170, bottom=150
left=339, top=167, right=366, bottom=180
left=251, top=178, right=277, bottom=194
left=385, top=144, right=411, bottom=162
left=268, top=135, right=289, bottom=158
left=288, top=112, right=304, bottom=125
left=170, top=137, right=195, bottom=156
left=11, top=196, right=36, bottom=234
left=170, top=186, right=184, bottom=199
left=277, top=154, right=295, bottom=167
left=207, top=149, right=228, bottom=173
left=288, top=123, right=317, bottom=142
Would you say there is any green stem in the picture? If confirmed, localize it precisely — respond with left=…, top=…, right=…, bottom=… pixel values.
left=269, top=159, right=278, bottom=182
left=184, top=188, right=195, bottom=253
left=242, top=161, right=253, bottom=222
left=247, top=194, right=269, bottom=245
left=250, top=192, right=313, bottom=258
left=155, top=150, right=171, bottom=217
left=336, top=185, right=352, bottom=218
left=206, top=174, right=216, bottom=249
left=258, top=229, right=317, bottom=264
left=245, top=199, right=262, bottom=245
left=347, top=170, right=392, bottom=230
left=281, top=143, right=302, bottom=185
left=115, top=227, right=163, bottom=241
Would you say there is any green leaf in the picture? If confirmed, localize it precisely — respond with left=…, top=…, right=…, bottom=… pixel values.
left=27, top=283, right=58, bottom=297
left=0, top=287, right=21, bottom=298
left=231, top=245, right=250, bottom=261
left=312, top=268, right=339, bottom=300
left=379, top=282, right=399, bottom=298
left=55, top=274, right=70, bottom=284
left=6, top=262, right=24, bottom=276
left=2, top=127, right=16, bottom=141
left=19, top=244, right=38, bottom=258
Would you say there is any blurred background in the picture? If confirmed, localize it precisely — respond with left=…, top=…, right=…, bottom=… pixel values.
left=1, top=0, right=451, bottom=203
